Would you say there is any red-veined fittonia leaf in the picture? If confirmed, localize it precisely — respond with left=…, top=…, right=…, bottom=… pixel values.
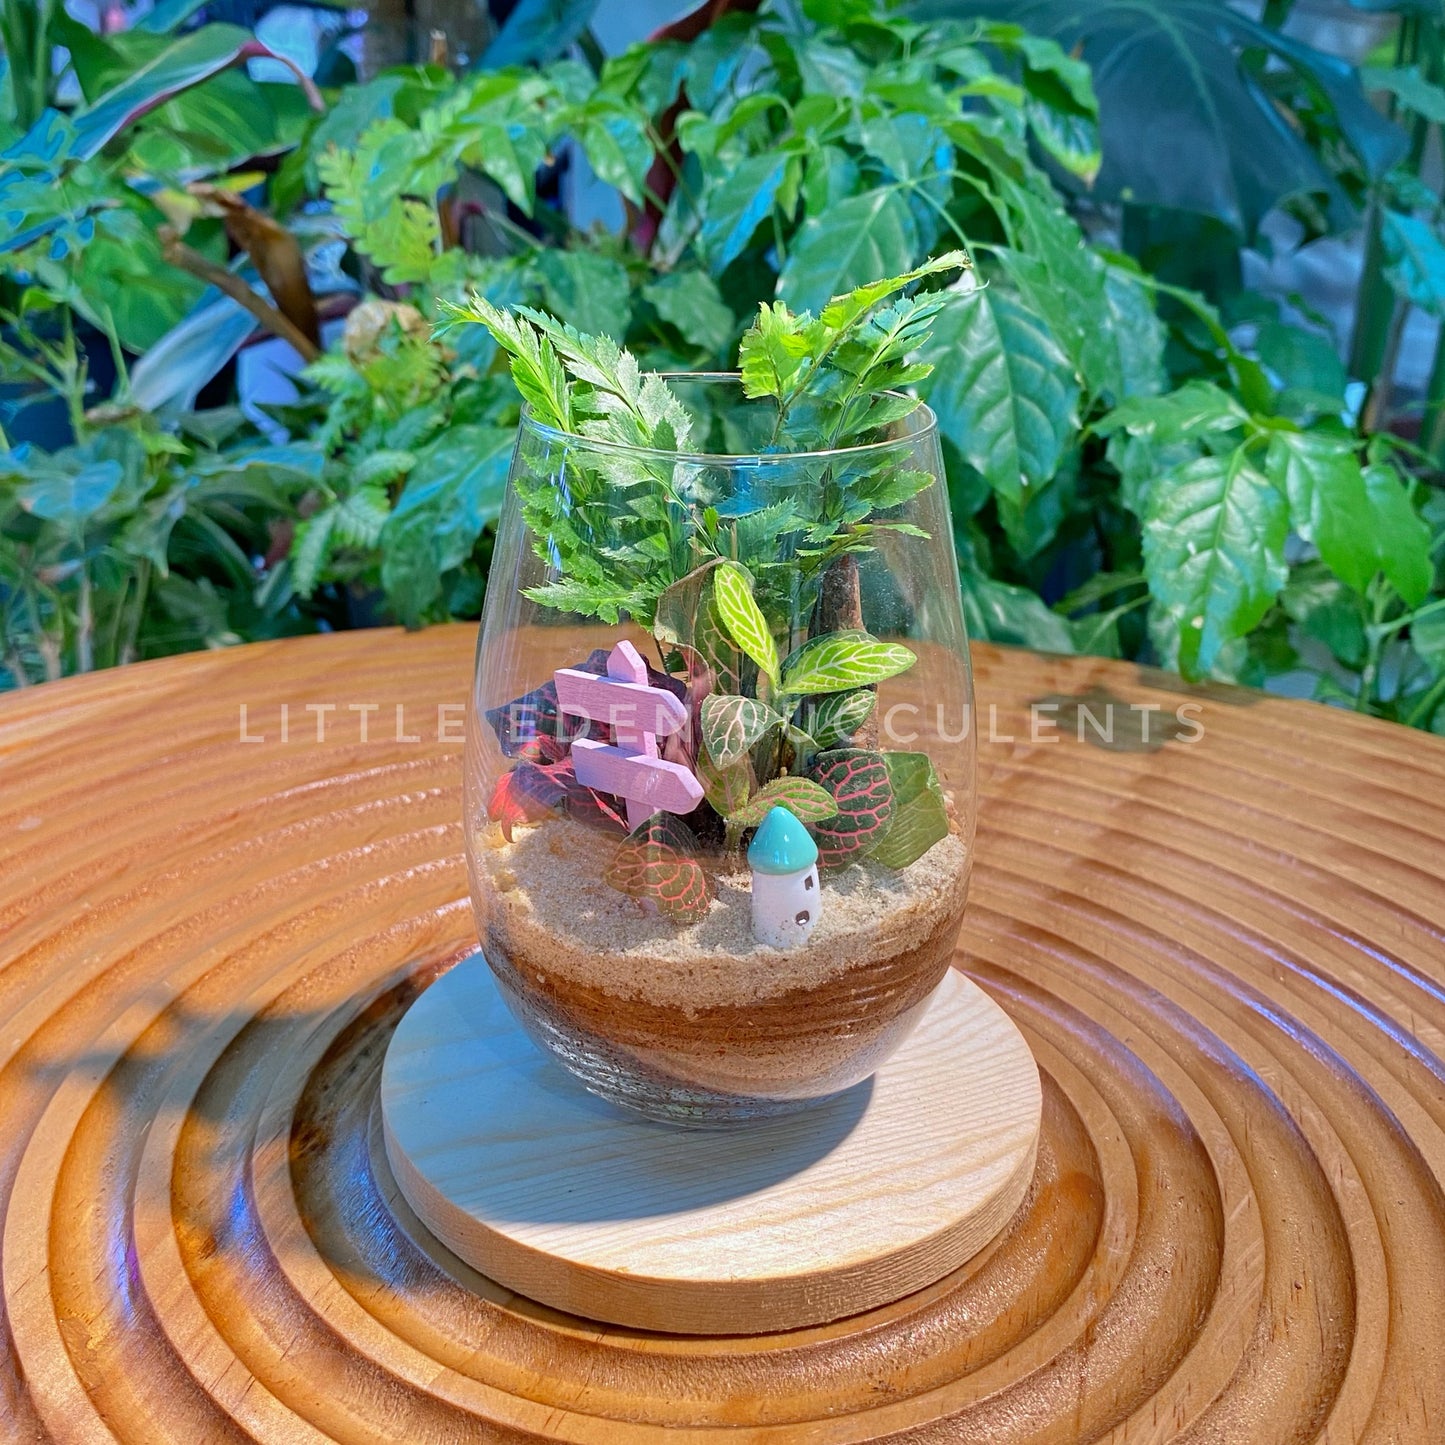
left=603, top=813, right=713, bottom=922
left=808, top=748, right=894, bottom=867
left=725, top=775, right=837, bottom=831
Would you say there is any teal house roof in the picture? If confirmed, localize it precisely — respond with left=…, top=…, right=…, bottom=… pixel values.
left=748, top=806, right=819, bottom=876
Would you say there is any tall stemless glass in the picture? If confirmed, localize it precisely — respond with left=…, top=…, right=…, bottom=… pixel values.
left=463, top=376, right=976, bottom=1124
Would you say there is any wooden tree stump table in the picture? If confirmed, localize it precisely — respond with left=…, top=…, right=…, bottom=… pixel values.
left=3, top=625, right=1444, bottom=1443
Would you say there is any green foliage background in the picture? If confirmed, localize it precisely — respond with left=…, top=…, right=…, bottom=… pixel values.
left=3, top=0, right=1445, bottom=732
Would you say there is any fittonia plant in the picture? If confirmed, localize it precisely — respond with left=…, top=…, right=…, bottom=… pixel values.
left=447, top=256, right=968, bottom=922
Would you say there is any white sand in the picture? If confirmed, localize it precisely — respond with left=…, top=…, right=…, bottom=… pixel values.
left=473, top=818, right=968, bottom=1013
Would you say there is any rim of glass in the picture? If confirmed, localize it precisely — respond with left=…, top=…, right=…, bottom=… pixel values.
left=517, top=370, right=939, bottom=465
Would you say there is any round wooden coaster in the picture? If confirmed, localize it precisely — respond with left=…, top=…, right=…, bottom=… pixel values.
left=381, top=958, right=1042, bottom=1335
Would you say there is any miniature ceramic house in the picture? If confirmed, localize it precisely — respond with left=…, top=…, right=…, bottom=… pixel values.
left=748, top=807, right=821, bottom=949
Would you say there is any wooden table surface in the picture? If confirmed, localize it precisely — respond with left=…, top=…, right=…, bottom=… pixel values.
left=3, top=626, right=1445, bottom=1444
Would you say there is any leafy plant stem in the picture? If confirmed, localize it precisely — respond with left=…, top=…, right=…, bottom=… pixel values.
left=21, top=584, right=60, bottom=683
left=3, top=645, right=30, bottom=688
left=1421, top=331, right=1445, bottom=465
left=908, top=180, right=974, bottom=255
left=644, top=120, right=702, bottom=215
left=76, top=560, right=93, bottom=674
left=1360, top=298, right=1409, bottom=435
left=160, top=230, right=321, bottom=363
left=120, top=560, right=152, bottom=667
left=1405, top=671, right=1445, bottom=728
left=1368, top=591, right=1445, bottom=646
left=1357, top=576, right=1394, bottom=713
left=1073, top=593, right=1150, bottom=651
left=1351, top=16, right=1416, bottom=385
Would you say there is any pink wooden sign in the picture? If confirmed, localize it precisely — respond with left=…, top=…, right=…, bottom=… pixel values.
left=554, top=641, right=704, bottom=830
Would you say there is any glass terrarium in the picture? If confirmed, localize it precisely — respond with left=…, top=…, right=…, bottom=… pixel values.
left=460, top=278, right=976, bottom=1124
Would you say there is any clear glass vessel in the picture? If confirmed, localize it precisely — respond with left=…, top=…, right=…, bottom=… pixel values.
left=464, top=376, right=976, bottom=1124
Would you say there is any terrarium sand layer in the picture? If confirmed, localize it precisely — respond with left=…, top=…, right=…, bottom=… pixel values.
left=474, top=817, right=969, bottom=1014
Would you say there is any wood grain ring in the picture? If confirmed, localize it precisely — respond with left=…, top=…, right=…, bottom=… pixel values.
left=1, top=626, right=1444, bottom=1441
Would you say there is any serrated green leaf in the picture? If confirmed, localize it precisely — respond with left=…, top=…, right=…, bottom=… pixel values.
left=726, top=775, right=837, bottom=830
left=1381, top=210, right=1445, bottom=316
left=701, top=151, right=793, bottom=275
left=919, top=286, right=1078, bottom=512
left=738, top=300, right=816, bottom=402
left=1363, top=463, right=1433, bottom=607
left=868, top=752, right=949, bottom=869
left=1363, top=65, right=1445, bottom=125
left=290, top=507, right=336, bottom=599
left=713, top=563, right=780, bottom=684
left=1266, top=431, right=1376, bottom=595
left=780, top=630, right=916, bottom=696
left=643, top=270, right=736, bottom=356
left=700, top=693, right=784, bottom=768
left=351, top=449, right=416, bottom=488
left=333, top=484, right=391, bottom=549
left=1143, top=451, right=1288, bottom=679
left=778, top=188, right=921, bottom=315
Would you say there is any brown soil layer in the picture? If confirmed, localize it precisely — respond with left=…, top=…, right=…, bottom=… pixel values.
left=486, top=911, right=958, bottom=1098
left=471, top=817, right=969, bottom=1098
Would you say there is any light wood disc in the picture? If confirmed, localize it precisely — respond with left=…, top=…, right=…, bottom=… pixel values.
left=381, top=960, right=1042, bottom=1333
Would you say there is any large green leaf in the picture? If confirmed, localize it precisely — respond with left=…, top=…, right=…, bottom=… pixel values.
left=482, top=0, right=599, bottom=67
left=869, top=752, right=949, bottom=869
left=536, top=250, right=631, bottom=340
left=713, top=563, right=781, bottom=685
left=569, top=98, right=653, bottom=208
left=1143, top=451, right=1288, bottom=678
left=13, top=458, right=124, bottom=522
left=801, top=689, right=876, bottom=749
left=778, top=188, right=920, bottom=314
left=642, top=271, right=736, bottom=356
left=701, top=152, right=795, bottom=276
left=379, top=425, right=512, bottom=625
left=1362, top=464, right=1433, bottom=607
left=961, top=575, right=1076, bottom=653
left=1096, top=380, right=1248, bottom=448
left=68, top=25, right=312, bottom=160
left=128, top=295, right=254, bottom=412
left=919, top=286, right=1079, bottom=512
left=1361, top=65, right=1445, bottom=125
left=920, top=0, right=1404, bottom=234
left=1266, top=433, right=1432, bottom=606
left=1381, top=210, right=1445, bottom=315
left=1266, top=431, right=1377, bottom=596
